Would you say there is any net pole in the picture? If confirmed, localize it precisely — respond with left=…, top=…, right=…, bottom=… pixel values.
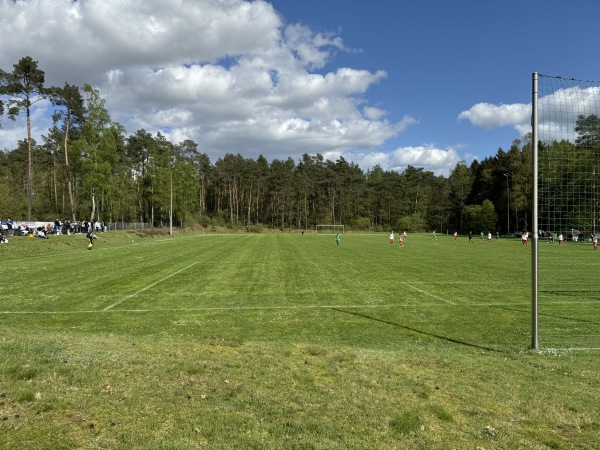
left=531, top=72, right=539, bottom=350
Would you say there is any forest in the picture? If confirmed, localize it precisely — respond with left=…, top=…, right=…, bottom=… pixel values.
left=3, top=55, right=583, bottom=235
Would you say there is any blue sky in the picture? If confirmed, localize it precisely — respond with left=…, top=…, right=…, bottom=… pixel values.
left=1, top=0, right=598, bottom=176
left=274, top=1, right=600, bottom=168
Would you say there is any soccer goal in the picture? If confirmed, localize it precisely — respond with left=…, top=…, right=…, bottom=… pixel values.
left=532, top=73, right=600, bottom=350
left=315, top=224, right=344, bottom=235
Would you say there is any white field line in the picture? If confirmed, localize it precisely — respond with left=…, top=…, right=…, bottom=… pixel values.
left=102, top=262, right=198, bottom=311
left=0, top=302, right=531, bottom=315
left=552, top=348, right=600, bottom=351
left=0, top=304, right=414, bottom=315
left=6, top=300, right=600, bottom=316
left=401, top=282, right=456, bottom=305
left=3, top=300, right=600, bottom=316
left=408, top=281, right=530, bottom=285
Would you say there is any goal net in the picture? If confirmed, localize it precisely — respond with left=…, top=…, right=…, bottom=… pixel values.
left=533, top=73, right=600, bottom=350
left=315, top=224, right=344, bottom=235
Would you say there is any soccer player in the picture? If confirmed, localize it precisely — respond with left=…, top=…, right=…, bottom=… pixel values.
left=335, top=233, right=341, bottom=246
left=403, top=230, right=407, bottom=240
left=591, top=233, right=598, bottom=250
left=86, top=230, right=95, bottom=250
left=453, top=231, right=458, bottom=240
left=522, top=231, right=528, bottom=246
left=389, top=231, right=394, bottom=244
left=558, top=233, right=564, bottom=245
left=398, top=234, right=403, bottom=247
left=496, top=231, right=500, bottom=240
left=432, top=230, right=437, bottom=240
left=487, top=231, right=492, bottom=243
left=480, top=231, right=484, bottom=241
left=468, top=230, right=473, bottom=243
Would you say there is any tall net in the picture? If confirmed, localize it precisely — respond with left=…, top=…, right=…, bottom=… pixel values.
left=535, top=74, right=600, bottom=350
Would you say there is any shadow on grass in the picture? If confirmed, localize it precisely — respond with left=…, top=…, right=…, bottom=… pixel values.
left=332, top=308, right=502, bottom=353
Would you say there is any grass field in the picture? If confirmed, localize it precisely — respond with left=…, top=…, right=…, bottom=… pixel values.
left=1, top=230, right=599, bottom=449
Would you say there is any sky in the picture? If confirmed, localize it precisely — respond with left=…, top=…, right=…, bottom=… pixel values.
left=0, top=0, right=599, bottom=176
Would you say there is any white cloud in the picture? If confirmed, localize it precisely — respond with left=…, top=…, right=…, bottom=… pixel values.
left=536, top=85, right=600, bottom=143
left=457, top=102, right=530, bottom=132
left=0, top=0, right=408, bottom=166
left=331, top=143, right=460, bottom=177
left=390, top=145, right=460, bottom=176
left=458, top=85, right=600, bottom=146
left=363, top=106, right=386, bottom=121
left=353, top=152, right=390, bottom=170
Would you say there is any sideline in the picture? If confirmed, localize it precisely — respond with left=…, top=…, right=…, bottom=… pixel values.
left=0, top=303, right=464, bottom=315
left=3, top=300, right=597, bottom=315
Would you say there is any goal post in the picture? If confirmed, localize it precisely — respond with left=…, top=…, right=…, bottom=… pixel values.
left=532, top=73, right=539, bottom=351
left=532, top=72, right=600, bottom=350
left=315, top=224, right=344, bottom=235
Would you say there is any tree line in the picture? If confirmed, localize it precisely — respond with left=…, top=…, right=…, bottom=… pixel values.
left=0, top=56, right=541, bottom=233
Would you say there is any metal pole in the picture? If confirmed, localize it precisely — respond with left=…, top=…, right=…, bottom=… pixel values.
left=504, top=173, right=510, bottom=234
left=169, top=168, right=173, bottom=237
left=531, top=72, right=539, bottom=350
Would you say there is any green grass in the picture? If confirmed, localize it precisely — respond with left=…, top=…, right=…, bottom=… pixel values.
left=0, top=230, right=599, bottom=449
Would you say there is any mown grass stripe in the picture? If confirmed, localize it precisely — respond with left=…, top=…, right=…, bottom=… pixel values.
left=102, top=262, right=199, bottom=311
